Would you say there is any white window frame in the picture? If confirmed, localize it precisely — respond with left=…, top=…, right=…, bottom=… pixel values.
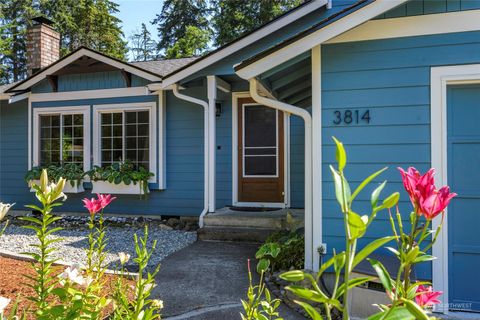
left=431, top=64, right=480, bottom=314
left=242, top=103, right=279, bottom=178
left=93, top=102, right=157, bottom=184
left=32, top=105, right=91, bottom=171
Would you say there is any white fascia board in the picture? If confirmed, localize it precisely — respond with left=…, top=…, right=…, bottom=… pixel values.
left=236, top=0, right=408, bottom=80
left=161, top=0, right=327, bottom=88
left=12, top=48, right=162, bottom=92
left=327, top=9, right=480, bottom=44
left=8, top=92, right=29, bottom=104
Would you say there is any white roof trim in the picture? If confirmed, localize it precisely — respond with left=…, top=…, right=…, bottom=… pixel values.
left=11, top=48, right=162, bottom=92
left=236, top=0, right=408, bottom=80
left=161, top=0, right=328, bottom=88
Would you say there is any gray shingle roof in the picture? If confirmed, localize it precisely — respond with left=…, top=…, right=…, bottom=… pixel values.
left=130, top=57, right=198, bottom=77
left=0, top=82, right=17, bottom=93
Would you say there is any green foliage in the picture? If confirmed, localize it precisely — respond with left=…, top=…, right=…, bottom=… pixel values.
left=241, top=260, right=283, bottom=320
left=25, top=164, right=85, bottom=187
left=164, top=25, right=210, bottom=59
left=152, top=0, right=210, bottom=57
left=130, top=23, right=158, bottom=62
left=86, top=160, right=154, bottom=195
left=278, top=137, right=403, bottom=320
left=211, top=0, right=303, bottom=46
left=112, top=226, right=162, bottom=320
left=257, top=230, right=304, bottom=272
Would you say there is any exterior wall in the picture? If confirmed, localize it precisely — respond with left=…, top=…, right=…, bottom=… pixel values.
left=321, top=30, right=480, bottom=280
left=0, top=100, right=30, bottom=207
left=32, top=71, right=148, bottom=93
left=20, top=90, right=205, bottom=216
left=376, top=0, right=480, bottom=19
left=216, top=90, right=233, bottom=208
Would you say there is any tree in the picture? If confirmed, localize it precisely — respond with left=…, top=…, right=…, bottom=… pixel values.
left=212, top=0, right=303, bottom=46
left=152, top=0, right=210, bottom=57
left=129, top=23, right=158, bottom=61
left=164, top=25, right=209, bottom=59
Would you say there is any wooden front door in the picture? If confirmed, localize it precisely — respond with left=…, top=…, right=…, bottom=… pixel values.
left=237, top=98, right=284, bottom=203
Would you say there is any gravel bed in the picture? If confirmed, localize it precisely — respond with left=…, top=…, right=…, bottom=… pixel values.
left=0, top=217, right=197, bottom=271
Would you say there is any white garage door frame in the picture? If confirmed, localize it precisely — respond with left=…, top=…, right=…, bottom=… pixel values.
left=431, top=64, right=480, bottom=314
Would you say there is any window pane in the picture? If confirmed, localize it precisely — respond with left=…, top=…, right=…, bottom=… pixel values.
left=39, top=115, right=61, bottom=166
left=124, top=111, right=149, bottom=171
left=62, top=114, right=83, bottom=168
left=101, top=113, right=111, bottom=124
left=244, top=105, right=277, bottom=147
left=100, top=112, right=123, bottom=167
left=244, top=156, right=276, bottom=176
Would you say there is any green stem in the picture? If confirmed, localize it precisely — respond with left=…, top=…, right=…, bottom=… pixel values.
left=403, top=212, right=419, bottom=296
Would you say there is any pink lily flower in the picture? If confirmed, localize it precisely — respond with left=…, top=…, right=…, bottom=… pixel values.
left=419, top=186, right=457, bottom=220
left=97, top=194, right=116, bottom=209
left=415, top=284, right=442, bottom=308
left=82, top=198, right=102, bottom=215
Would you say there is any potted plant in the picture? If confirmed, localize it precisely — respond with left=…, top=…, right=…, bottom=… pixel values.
left=25, top=164, right=86, bottom=193
left=86, top=160, right=153, bottom=195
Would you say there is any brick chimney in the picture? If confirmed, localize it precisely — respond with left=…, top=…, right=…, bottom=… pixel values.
left=26, top=17, right=60, bottom=76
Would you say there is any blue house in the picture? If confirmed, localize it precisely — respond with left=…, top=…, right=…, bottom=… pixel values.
left=2, top=0, right=480, bottom=313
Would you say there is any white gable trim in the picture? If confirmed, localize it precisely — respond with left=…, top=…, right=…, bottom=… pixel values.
left=161, top=0, right=327, bottom=88
left=30, top=87, right=150, bottom=102
left=235, top=0, right=408, bottom=79
left=327, top=10, right=480, bottom=44
left=11, top=48, right=162, bottom=92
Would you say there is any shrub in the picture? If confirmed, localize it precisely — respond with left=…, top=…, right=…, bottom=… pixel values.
left=257, top=230, right=304, bottom=272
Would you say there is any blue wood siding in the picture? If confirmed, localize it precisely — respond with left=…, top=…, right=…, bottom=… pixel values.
left=1, top=91, right=206, bottom=216
left=31, top=71, right=151, bottom=93
left=216, top=90, right=233, bottom=208
left=376, top=0, right=480, bottom=19
left=320, top=30, right=480, bottom=280
left=0, top=100, right=31, bottom=206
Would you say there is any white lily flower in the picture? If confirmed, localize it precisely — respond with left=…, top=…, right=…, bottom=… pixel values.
left=151, top=299, right=163, bottom=309
left=0, top=296, right=10, bottom=314
left=58, top=265, right=89, bottom=286
left=0, top=203, right=14, bottom=221
left=118, top=252, right=130, bottom=265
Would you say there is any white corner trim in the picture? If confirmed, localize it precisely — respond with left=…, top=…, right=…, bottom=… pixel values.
left=30, top=87, right=150, bottom=103
left=92, top=102, right=158, bottom=184
left=207, top=76, right=217, bottom=212
left=327, top=9, right=480, bottom=44
left=28, top=94, right=32, bottom=169
left=32, top=105, right=91, bottom=171
left=158, top=90, right=167, bottom=189
left=160, top=0, right=327, bottom=88
left=431, top=63, right=480, bottom=314
left=12, top=48, right=162, bottom=92
left=311, top=45, right=323, bottom=272
left=236, top=0, right=408, bottom=79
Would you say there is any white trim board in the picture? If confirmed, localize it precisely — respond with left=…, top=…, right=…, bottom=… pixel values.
left=161, top=0, right=327, bottom=88
left=327, top=10, right=480, bottom=44
left=231, top=92, right=290, bottom=208
left=11, top=48, right=162, bottom=92
left=431, top=64, right=480, bottom=314
left=92, top=102, right=159, bottom=185
left=235, top=0, right=408, bottom=79
left=32, top=105, right=91, bottom=171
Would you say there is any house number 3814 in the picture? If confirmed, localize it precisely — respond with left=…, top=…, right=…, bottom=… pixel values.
left=333, top=110, right=371, bottom=125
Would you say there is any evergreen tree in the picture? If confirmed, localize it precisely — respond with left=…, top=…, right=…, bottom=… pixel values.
left=212, top=0, right=303, bottom=46
left=164, top=25, right=209, bottom=59
left=152, top=0, right=210, bottom=57
left=129, top=23, right=158, bottom=61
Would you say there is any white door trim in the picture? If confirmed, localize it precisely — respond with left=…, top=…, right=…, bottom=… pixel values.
left=431, top=64, right=480, bottom=313
left=231, top=92, right=289, bottom=208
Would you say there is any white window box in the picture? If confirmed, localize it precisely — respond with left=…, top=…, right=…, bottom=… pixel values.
left=29, top=180, right=85, bottom=193
left=90, top=180, right=149, bottom=195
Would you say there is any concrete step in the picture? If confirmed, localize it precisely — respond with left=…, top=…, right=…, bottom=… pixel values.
left=198, top=226, right=278, bottom=243
left=203, top=213, right=284, bottom=229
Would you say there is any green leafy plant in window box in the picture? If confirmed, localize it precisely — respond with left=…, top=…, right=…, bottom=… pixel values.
left=25, top=163, right=86, bottom=193
left=86, top=160, right=154, bottom=195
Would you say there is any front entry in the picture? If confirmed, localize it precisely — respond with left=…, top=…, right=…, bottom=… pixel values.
left=447, top=84, right=480, bottom=312
left=237, top=98, right=284, bottom=203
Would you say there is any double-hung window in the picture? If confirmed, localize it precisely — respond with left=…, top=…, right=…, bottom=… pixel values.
left=93, top=103, right=157, bottom=182
left=33, top=106, right=90, bottom=169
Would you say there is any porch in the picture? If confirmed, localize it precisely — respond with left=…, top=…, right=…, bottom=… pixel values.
left=198, top=207, right=304, bottom=243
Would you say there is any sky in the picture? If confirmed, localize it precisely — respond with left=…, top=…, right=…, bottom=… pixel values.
left=115, top=0, right=164, bottom=52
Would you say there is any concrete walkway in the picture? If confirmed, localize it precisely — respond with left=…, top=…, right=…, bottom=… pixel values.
left=152, top=241, right=306, bottom=320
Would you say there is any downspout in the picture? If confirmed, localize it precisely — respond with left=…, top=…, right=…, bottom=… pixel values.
left=172, top=84, right=209, bottom=228
left=248, top=78, right=314, bottom=270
